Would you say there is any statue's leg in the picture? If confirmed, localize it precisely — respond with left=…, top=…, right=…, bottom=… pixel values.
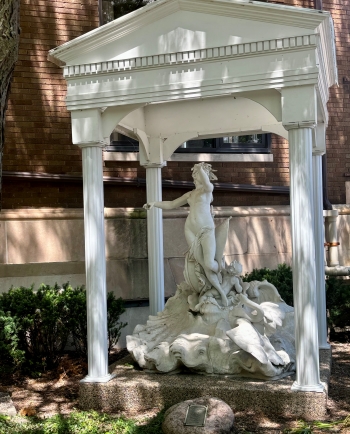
left=214, top=217, right=231, bottom=268
left=200, top=233, right=228, bottom=307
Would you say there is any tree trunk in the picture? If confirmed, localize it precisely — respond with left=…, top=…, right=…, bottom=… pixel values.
left=0, top=0, right=20, bottom=210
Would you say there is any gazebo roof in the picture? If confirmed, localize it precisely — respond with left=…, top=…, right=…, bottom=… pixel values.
left=48, top=0, right=337, bottom=159
left=49, top=0, right=336, bottom=70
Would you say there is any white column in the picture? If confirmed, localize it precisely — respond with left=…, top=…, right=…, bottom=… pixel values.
left=145, top=163, right=165, bottom=315
left=325, top=211, right=340, bottom=267
left=79, top=143, right=114, bottom=383
left=287, top=126, right=323, bottom=392
left=313, top=153, right=330, bottom=349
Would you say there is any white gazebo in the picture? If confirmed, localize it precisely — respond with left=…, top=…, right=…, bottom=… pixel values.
left=49, top=0, right=337, bottom=392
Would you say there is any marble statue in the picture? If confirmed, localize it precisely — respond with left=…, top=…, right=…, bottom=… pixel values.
left=127, top=162, right=295, bottom=379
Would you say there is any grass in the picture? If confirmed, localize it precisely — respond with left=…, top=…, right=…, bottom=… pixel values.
left=0, top=410, right=165, bottom=434
left=1, top=410, right=350, bottom=433
left=283, top=415, right=350, bottom=433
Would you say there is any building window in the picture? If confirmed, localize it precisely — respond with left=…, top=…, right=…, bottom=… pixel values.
left=106, top=133, right=271, bottom=154
left=176, top=135, right=271, bottom=154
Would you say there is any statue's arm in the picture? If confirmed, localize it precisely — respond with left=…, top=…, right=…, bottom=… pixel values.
left=144, top=192, right=190, bottom=210
left=195, top=164, right=214, bottom=192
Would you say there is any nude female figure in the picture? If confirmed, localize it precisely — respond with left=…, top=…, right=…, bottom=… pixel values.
left=144, top=162, right=228, bottom=307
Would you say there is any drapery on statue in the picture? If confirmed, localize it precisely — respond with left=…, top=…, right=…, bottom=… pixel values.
left=128, top=163, right=295, bottom=379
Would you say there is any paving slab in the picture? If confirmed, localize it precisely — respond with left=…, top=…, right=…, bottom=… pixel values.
left=0, top=392, right=17, bottom=416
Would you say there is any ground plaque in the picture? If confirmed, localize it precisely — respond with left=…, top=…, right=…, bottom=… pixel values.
left=184, top=404, right=208, bottom=427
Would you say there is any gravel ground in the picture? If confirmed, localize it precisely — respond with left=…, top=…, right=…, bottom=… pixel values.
left=1, top=343, right=349, bottom=432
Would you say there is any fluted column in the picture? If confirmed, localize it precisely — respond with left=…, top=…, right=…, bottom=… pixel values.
left=287, top=125, right=323, bottom=392
left=145, top=163, right=166, bottom=315
left=79, top=142, right=114, bottom=383
left=313, top=153, right=330, bottom=349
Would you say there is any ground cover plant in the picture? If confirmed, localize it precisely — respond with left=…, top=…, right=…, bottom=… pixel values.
left=0, top=283, right=127, bottom=376
left=0, top=410, right=165, bottom=434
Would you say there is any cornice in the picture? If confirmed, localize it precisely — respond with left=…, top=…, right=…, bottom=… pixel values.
left=65, top=67, right=319, bottom=111
left=63, top=34, right=318, bottom=79
left=48, top=0, right=330, bottom=67
left=180, top=0, right=329, bottom=29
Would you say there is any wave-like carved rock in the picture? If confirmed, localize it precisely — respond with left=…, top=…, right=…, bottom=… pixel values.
left=127, top=270, right=295, bottom=379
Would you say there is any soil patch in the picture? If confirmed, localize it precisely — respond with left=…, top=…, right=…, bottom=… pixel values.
left=0, top=343, right=349, bottom=432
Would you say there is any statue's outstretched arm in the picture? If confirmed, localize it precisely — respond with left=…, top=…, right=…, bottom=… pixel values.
left=143, top=191, right=191, bottom=210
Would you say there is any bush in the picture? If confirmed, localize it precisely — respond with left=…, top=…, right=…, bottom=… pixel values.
left=66, top=285, right=127, bottom=356
left=326, top=276, right=350, bottom=333
left=0, top=283, right=127, bottom=375
left=243, top=263, right=294, bottom=306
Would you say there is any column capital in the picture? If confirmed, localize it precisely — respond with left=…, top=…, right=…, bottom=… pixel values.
left=283, top=121, right=316, bottom=131
left=312, top=149, right=325, bottom=156
left=75, top=140, right=108, bottom=149
left=142, top=162, right=167, bottom=169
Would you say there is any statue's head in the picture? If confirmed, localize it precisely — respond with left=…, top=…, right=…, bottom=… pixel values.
left=191, top=162, right=218, bottom=181
left=227, top=260, right=243, bottom=276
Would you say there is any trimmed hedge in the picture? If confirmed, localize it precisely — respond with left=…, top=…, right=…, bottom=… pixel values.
left=0, top=283, right=126, bottom=375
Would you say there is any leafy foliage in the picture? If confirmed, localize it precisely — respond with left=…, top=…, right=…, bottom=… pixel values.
left=0, top=409, right=165, bottom=434
left=113, top=0, right=149, bottom=19
left=243, top=263, right=294, bottom=306
left=0, top=283, right=127, bottom=375
left=326, top=276, right=350, bottom=333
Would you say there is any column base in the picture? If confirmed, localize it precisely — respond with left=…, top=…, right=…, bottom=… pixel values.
left=291, top=381, right=324, bottom=393
left=80, top=373, right=116, bottom=383
left=319, top=343, right=331, bottom=350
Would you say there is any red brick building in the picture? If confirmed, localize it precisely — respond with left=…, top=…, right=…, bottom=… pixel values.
left=2, top=0, right=349, bottom=209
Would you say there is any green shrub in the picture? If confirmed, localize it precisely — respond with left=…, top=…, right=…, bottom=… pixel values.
left=0, top=310, right=25, bottom=371
left=243, top=263, right=294, bottom=306
left=0, top=283, right=127, bottom=375
left=66, top=285, right=127, bottom=356
left=326, top=276, right=350, bottom=332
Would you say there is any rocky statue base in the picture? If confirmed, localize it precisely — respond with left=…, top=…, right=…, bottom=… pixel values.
left=127, top=260, right=295, bottom=380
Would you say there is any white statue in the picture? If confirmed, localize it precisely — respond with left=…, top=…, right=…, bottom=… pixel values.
left=144, top=162, right=229, bottom=307
left=127, top=163, right=295, bottom=379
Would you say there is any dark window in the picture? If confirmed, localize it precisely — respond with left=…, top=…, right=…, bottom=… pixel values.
left=106, top=133, right=271, bottom=154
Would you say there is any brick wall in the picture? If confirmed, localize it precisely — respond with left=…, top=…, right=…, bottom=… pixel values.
left=3, top=0, right=98, bottom=208
left=323, top=0, right=350, bottom=204
left=3, top=0, right=348, bottom=208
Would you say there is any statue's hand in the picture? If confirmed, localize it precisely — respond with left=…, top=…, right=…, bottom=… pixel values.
left=143, top=202, right=155, bottom=210
left=193, top=162, right=205, bottom=171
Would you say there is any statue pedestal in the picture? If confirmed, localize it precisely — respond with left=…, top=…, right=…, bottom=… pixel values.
left=79, top=348, right=331, bottom=420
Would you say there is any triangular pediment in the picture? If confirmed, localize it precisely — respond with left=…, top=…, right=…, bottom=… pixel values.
left=49, top=0, right=332, bottom=66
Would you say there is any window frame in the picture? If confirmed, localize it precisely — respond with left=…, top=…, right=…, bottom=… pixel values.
left=106, top=134, right=272, bottom=154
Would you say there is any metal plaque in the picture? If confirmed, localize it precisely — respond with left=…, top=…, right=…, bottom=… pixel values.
left=184, top=404, right=208, bottom=427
